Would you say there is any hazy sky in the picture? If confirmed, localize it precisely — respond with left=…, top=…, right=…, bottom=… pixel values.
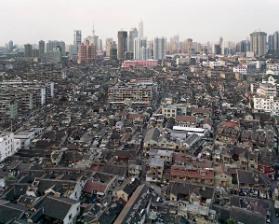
left=1, top=0, right=279, bottom=45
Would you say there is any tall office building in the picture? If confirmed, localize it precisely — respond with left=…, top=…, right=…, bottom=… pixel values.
left=105, top=38, right=117, bottom=58
left=91, top=26, right=97, bottom=46
left=168, top=35, right=180, bottom=54
left=93, top=35, right=99, bottom=49
left=275, top=32, right=279, bottom=54
left=8, top=40, right=13, bottom=52
left=223, top=41, right=236, bottom=55
left=133, top=20, right=150, bottom=60
left=138, top=21, right=144, bottom=39
left=38, top=40, right=45, bottom=58
left=186, top=38, right=193, bottom=55
left=110, top=42, right=118, bottom=60
left=71, top=30, right=82, bottom=61
left=134, top=38, right=148, bottom=60
left=106, top=38, right=113, bottom=56
left=32, top=49, right=39, bottom=58
left=147, top=41, right=153, bottom=58
left=74, top=30, right=82, bottom=46
left=212, top=44, right=222, bottom=55
left=128, top=28, right=138, bottom=53
left=24, top=44, right=33, bottom=57
left=268, top=35, right=274, bottom=53
left=46, top=41, right=66, bottom=56
left=153, top=37, right=166, bottom=60
left=219, top=37, right=224, bottom=55
left=78, top=39, right=96, bottom=64
left=210, top=37, right=224, bottom=55
left=236, top=40, right=250, bottom=53
left=106, top=39, right=117, bottom=60
left=267, top=32, right=279, bottom=55
left=250, top=32, right=267, bottom=57
left=117, top=31, right=128, bottom=60
left=267, top=31, right=279, bottom=55
left=97, top=38, right=103, bottom=53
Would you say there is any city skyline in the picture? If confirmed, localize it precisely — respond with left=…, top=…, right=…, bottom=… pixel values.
left=1, top=0, right=279, bottom=45
left=2, top=1, right=279, bottom=223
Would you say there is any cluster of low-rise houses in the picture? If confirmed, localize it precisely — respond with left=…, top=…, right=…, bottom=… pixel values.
left=0, top=54, right=279, bottom=224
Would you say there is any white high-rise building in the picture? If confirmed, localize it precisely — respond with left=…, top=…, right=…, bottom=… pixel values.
left=168, top=35, right=180, bottom=54
left=138, top=21, right=144, bottom=39
left=74, top=30, right=82, bottom=46
left=250, top=31, right=267, bottom=57
left=106, top=38, right=113, bottom=57
left=92, top=25, right=103, bottom=52
left=153, top=37, right=166, bottom=60
left=128, top=28, right=138, bottom=53
left=253, top=96, right=279, bottom=115
left=70, top=30, right=82, bottom=61
left=134, top=38, right=149, bottom=60
left=0, top=132, right=20, bottom=162
left=134, top=21, right=151, bottom=60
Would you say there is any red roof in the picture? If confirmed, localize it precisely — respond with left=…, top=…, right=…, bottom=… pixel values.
left=173, top=153, right=213, bottom=168
left=170, top=166, right=214, bottom=180
left=83, top=181, right=107, bottom=194
left=127, top=113, right=145, bottom=121
left=173, top=153, right=192, bottom=163
left=176, top=115, right=196, bottom=123
left=191, top=108, right=211, bottom=115
left=223, top=120, right=239, bottom=129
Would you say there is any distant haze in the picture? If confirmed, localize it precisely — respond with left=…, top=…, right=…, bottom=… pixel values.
left=1, top=0, right=279, bottom=45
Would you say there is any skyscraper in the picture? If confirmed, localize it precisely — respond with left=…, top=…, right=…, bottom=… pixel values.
left=236, top=40, right=250, bottom=53
left=186, top=38, right=193, bottom=55
left=219, top=37, right=224, bottom=55
left=24, top=44, right=33, bottom=57
left=92, top=35, right=98, bottom=47
left=106, top=38, right=112, bottom=55
left=153, top=37, right=166, bottom=60
left=128, top=28, right=138, bottom=53
left=192, top=42, right=201, bottom=54
left=147, top=40, right=153, bottom=59
left=273, top=31, right=279, bottom=55
left=138, top=21, right=144, bottom=39
left=133, top=20, right=150, bottom=60
left=74, top=30, right=82, bottom=46
left=105, top=38, right=117, bottom=59
left=168, top=35, right=180, bottom=54
left=268, top=34, right=274, bottom=53
left=98, top=39, right=103, bottom=52
left=46, top=41, right=66, bottom=56
left=212, top=43, right=222, bottom=55
left=71, top=30, right=82, bottom=61
left=92, top=26, right=97, bottom=48
left=78, top=39, right=96, bottom=64
left=8, top=40, right=13, bottom=52
left=250, top=32, right=267, bottom=57
left=117, top=31, right=128, bottom=60
left=134, top=38, right=148, bottom=60
left=32, top=49, right=39, bottom=58
left=38, top=40, right=45, bottom=58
